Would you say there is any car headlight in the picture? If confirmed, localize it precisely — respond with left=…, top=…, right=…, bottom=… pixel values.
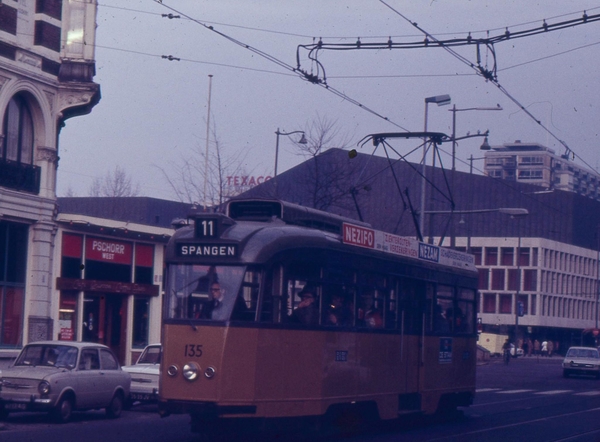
left=182, top=362, right=200, bottom=381
left=38, top=380, right=51, bottom=395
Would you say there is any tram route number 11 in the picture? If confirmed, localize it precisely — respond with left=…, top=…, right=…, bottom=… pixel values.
left=196, top=219, right=217, bottom=238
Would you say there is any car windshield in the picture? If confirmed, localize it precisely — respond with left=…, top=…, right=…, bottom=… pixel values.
left=15, top=344, right=78, bottom=369
left=166, top=264, right=246, bottom=321
left=138, top=346, right=161, bottom=364
left=567, top=348, right=599, bottom=359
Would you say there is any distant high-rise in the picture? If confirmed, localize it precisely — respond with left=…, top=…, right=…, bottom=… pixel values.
left=484, top=141, right=600, bottom=201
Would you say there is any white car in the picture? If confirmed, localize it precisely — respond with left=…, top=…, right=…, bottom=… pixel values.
left=122, top=344, right=161, bottom=404
left=563, top=346, right=600, bottom=378
left=0, top=341, right=131, bottom=423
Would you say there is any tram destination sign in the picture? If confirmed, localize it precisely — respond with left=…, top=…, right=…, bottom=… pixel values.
left=176, top=243, right=238, bottom=258
left=342, top=223, right=476, bottom=271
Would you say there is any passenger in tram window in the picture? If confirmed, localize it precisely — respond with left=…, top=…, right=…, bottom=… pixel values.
left=210, top=282, right=229, bottom=321
left=290, top=286, right=320, bottom=326
left=358, top=292, right=383, bottom=328
left=325, top=292, right=353, bottom=326
left=433, top=304, right=450, bottom=333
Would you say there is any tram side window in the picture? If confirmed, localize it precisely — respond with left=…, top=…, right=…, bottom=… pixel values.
left=457, top=288, right=476, bottom=334
left=433, top=285, right=454, bottom=334
left=323, top=283, right=355, bottom=327
left=358, top=288, right=384, bottom=329
left=231, top=269, right=260, bottom=321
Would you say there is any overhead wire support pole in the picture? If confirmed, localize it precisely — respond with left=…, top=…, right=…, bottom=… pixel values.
left=203, top=74, right=213, bottom=212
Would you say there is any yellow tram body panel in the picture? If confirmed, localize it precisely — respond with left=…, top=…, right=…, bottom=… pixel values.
left=160, top=324, right=476, bottom=420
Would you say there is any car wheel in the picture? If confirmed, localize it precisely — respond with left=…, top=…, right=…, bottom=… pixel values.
left=52, top=395, right=74, bottom=423
left=106, top=392, right=124, bottom=419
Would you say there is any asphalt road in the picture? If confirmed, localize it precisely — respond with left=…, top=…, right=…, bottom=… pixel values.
left=2, top=355, right=600, bottom=441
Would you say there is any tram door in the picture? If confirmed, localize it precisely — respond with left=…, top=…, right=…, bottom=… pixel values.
left=398, top=279, right=424, bottom=396
left=82, top=294, right=128, bottom=363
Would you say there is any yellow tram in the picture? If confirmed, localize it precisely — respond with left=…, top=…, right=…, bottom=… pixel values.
left=158, top=199, right=478, bottom=432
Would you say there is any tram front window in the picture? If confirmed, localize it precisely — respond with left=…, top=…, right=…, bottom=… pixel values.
left=166, top=265, right=247, bottom=321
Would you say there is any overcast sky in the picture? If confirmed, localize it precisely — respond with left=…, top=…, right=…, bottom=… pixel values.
left=57, top=1, right=600, bottom=201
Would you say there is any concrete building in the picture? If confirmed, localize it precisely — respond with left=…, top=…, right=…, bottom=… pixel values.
left=483, top=140, right=600, bottom=201
left=0, top=1, right=100, bottom=364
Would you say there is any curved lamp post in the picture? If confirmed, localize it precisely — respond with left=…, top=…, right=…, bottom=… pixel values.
left=274, top=129, right=307, bottom=177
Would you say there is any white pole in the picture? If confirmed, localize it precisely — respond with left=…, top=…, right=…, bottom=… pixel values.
left=203, top=74, right=213, bottom=211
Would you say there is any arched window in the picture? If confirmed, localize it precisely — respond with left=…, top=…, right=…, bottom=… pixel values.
left=3, top=94, right=34, bottom=164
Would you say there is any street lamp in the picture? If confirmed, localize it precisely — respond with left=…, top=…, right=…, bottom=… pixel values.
left=274, top=128, right=307, bottom=177
left=449, top=104, right=502, bottom=171
left=421, top=94, right=451, bottom=239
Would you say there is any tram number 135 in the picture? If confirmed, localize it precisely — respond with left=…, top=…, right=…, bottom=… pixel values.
left=184, top=344, right=203, bottom=357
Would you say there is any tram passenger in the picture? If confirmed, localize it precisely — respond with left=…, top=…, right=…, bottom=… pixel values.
left=325, top=292, right=353, bottom=326
left=291, top=286, right=319, bottom=325
left=358, top=292, right=383, bottom=328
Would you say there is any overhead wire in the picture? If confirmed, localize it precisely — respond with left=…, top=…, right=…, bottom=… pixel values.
left=153, top=0, right=409, bottom=131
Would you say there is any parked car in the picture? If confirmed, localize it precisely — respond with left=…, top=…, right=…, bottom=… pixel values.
left=0, top=341, right=131, bottom=423
left=562, top=346, right=600, bottom=378
left=122, top=344, right=161, bottom=405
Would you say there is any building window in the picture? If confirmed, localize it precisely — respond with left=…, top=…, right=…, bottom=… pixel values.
left=3, top=94, right=34, bottom=165
left=485, top=248, right=498, bottom=266
left=499, top=294, right=512, bottom=314
left=471, top=248, right=482, bottom=265
left=0, top=221, right=28, bottom=347
left=523, top=269, right=537, bottom=291
left=507, top=269, right=519, bottom=291
left=482, top=293, right=495, bottom=313
left=491, top=269, right=505, bottom=290
left=132, top=297, right=149, bottom=348
left=531, top=294, right=536, bottom=316
left=501, top=247, right=514, bottom=266
left=478, top=268, right=489, bottom=290
left=518, top=248, right=530, bottom=266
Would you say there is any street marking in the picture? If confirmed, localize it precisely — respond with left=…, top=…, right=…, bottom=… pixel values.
left=496, top=389, right=534, bottom=394
left=476, top=388, right=502, bottom=393
left=534, top=390, right=572, bottom=395
left=575, top=391, right=600, bottom=396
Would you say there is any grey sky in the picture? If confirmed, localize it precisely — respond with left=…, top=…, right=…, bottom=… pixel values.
left=57, top=1, right=600, bottom=201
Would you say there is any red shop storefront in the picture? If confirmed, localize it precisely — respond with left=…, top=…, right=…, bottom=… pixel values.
left=56, top=232, right=160, bottom=364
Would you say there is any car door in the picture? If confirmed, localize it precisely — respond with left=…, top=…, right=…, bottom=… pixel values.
left=99, top=348, right=123, bottom=404
left=77, top=348, right=108, bottom=408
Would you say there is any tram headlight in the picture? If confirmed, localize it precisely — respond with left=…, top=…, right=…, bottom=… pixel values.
left=182, top=362, right=200, bottom=381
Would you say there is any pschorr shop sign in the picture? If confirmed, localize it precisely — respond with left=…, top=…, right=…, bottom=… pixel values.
left=342, top=223, right=476, bottom=271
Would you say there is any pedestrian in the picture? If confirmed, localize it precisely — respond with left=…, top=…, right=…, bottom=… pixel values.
left=522, top=339, right=529, bottom=357
left=548, top=340, right=554, bottom=357
left=554, top=341, right=560, bottom=356
left=541, top=340, right=548, bottom=357
left=527, top=338, right=533, bottom=357
left=534, top=339, right=540, bottom=356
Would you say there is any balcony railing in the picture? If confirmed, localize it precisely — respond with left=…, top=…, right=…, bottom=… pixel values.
left=0, top=160, right=41, bottom=193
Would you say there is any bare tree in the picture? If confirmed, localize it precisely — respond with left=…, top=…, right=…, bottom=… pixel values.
left=157, top=120, right=253, bottom=206
left=287, top=114, right=357, bottom=211
left=89, top=165, right=140, bottom=197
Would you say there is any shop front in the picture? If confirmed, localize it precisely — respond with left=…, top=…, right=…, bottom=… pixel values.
left=56, top=232, right=162, bottom=365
